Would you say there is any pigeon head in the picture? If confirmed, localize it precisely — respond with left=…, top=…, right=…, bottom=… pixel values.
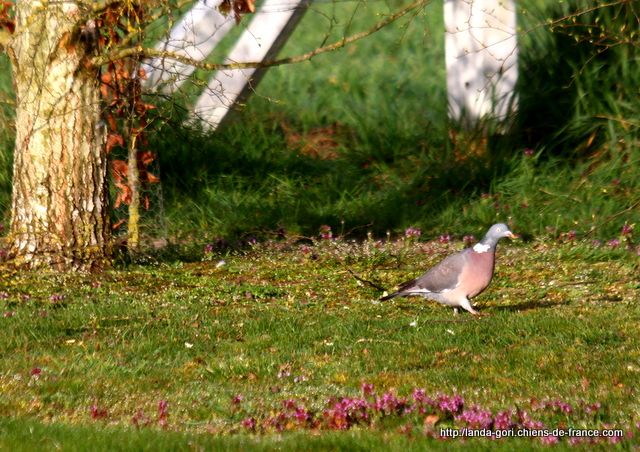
left=478, top=223, right=517, bottom=248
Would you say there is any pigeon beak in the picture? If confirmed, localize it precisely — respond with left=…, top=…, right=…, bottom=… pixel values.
left=505, top=231, right=518, bottom=239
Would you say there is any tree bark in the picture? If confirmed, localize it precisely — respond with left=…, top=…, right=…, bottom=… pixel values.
left=7, top=1, right=110, bottom=271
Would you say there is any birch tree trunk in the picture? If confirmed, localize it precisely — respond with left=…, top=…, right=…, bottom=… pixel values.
left=7, top=1, right=110, bottom=271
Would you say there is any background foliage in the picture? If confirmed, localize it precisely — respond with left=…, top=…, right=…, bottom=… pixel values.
left=0, top=0, right=638, bottom=246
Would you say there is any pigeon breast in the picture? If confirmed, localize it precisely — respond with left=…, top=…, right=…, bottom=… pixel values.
left=458, top=248, right=496, bottom=297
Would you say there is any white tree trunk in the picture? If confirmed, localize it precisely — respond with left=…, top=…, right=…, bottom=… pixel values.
left=444, top=0, right=518, bottom=127
left=142, top=0, right=234, bottom=92
left=8, top=1, right=110, bottom=271
left=190, top=0, right=309, bottom=130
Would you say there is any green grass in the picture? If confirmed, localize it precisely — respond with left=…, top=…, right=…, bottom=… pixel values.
left=146, top=0, right=452, bottom=242
left=0, top=1, right=639, bottom=447
left=1, top=238, right=639, bottom=448
left=143, top=0, right=638, bottom=244
left=0, top=1, right=638, bottom=241
left=0, top=418, right=566, bottom=452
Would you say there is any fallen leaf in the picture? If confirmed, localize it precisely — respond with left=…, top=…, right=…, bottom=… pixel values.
left=424, top=414, right=440, bottom=428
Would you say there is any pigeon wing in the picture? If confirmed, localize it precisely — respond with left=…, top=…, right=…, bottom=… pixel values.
left=401, top=250, right=468, bottom=293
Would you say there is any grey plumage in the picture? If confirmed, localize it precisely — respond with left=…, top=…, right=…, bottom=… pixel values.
left=381, top=223, right=516, bottom=314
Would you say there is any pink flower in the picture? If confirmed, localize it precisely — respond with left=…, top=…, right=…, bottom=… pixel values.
left=319, top=225, right=333, bottom=240
left=323, top=397, right=370, bottom=430
left=50, top=294, right=65, bottom=303
left=463, top=235, right=476, bottom=246
left=456, top=406, right=493, bottom=429
left=131, top=410, right=150, bottom=428
left=621, top=223, right=633, bottom=236
left=411, top=388, right=433, bottom=405
left=607, top=238, right=620, bottom=248
left=361, top=382, right=375, bottom=397
left=523, top=148, right=534, bottom=157
left=293, top=407, right=310, bottom=423
left=608, top=434, right=622, bottom=444
left=540, top=435, right=559, bottom=445
left=493, top=410, right=514, bottom=430
left=438, top=234, right=451, bottom=244
left=158, top=400, right=169, bottom=428
left=540, top=399, right=572, bottom=414
left=374, top=392, right=406, bottom=415
left=282, top=399, right=298, bottom=411
left=436, top=394, right=464, bottom=414
left=405, top=227, right=422, bottom=238
left=158, top=400, right=168, bottom=416
left=90, top=404, right=108, bottom=420
left=242, top=417, right=257, bottom=431
left=584, top=402, right=601, bottom=414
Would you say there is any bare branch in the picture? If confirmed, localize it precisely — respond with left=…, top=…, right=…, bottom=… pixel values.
left=84, top=0, right=144, bottom=15
left=91, top=0, right=430, bottom=70
left=347, top=268, right=387, bottom=293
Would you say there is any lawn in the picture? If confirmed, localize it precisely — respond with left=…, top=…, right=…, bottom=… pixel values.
left=1, top=235, right=638, bottom=449
left=0, top=0, right=638, bottom=449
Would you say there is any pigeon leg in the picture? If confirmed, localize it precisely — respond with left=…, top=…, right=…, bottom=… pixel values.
left=459, top=298, right=479, bottom=315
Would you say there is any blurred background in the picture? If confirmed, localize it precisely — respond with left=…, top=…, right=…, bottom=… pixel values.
left=0, top=0, right=638, bottom=248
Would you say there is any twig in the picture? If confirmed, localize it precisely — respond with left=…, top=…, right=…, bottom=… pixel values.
left=347, top=268, right=387, bottom=292
left=583, top=197, right=640, bottom=236
left=91, top=0, right=430, bottom=68
left=593, top=115, right=640, bottom=128
left=538, top=188, right=582, bottom=203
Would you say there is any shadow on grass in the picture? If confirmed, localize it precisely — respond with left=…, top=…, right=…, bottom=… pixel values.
left=142, top=0, right=638, bottom=247
left=148, top=112, right=518, bottom=244
left=517, top=0, right=639, bottom=157
left=490, top=298, right=569, bottom=313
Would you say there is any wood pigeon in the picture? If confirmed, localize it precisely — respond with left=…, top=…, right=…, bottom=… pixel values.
left=380, top=223, right=516, bottom=314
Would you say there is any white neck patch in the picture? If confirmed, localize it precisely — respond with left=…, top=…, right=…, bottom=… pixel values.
left=473, top=243, right=491, bottom=253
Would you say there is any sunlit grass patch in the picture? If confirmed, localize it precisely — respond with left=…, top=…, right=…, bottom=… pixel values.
left=1, top=236, right=639, bottom=447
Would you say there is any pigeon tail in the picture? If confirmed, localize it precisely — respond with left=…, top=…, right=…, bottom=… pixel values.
left=379, top=291, right=399, bottom=301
